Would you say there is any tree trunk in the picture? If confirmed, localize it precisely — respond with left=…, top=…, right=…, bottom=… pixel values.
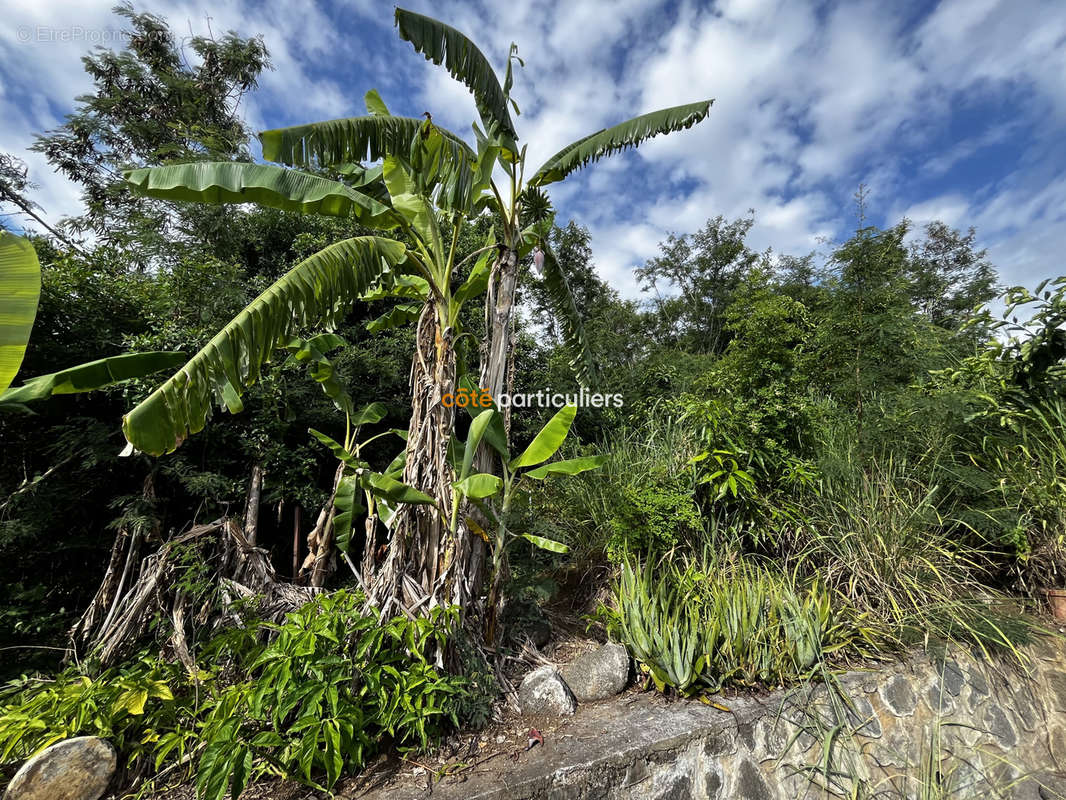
left=244, top=462, right=263, bottom=547
left=470, top=247, right=520, bottom=616
left=478, top=247, right=519, bottom=427
left=371, top=301, right=472, bottom=615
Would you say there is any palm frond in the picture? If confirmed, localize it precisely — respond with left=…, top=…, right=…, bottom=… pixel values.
left=394, top=8, right=517, bottom=140
left=122, top=237, right=407, bottom=455
left=124, top=162, right=396, bottom=227
left=530, top=100, right=713, bottom=187
left=541, top=241, right=596, bottom=386
left=260, top=115, right=473, bottom=170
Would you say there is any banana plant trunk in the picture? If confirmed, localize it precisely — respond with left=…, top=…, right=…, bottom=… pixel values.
left=471, top=246, right=519, bottom=615
left=372, top=301, right=476, bottom=615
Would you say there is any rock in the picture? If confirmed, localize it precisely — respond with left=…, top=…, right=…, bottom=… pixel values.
left=4, top=736, right=116, bottom=800
left=560, top=643, right=630, bottom=702
left=518, top=665, right=576, bottom=716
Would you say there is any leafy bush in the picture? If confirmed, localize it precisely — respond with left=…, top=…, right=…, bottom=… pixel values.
left=529, top=413, right=704, bottom=562
left=0, top=654, right=186, bottom=771
left=606, top=481, right=703, bottom=560
left=0, top=591, right=467, bottom=798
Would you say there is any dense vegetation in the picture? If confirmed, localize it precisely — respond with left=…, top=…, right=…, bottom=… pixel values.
left=1, top=5, right=1063, bottom=798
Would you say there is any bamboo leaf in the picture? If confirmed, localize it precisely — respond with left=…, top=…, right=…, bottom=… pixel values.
left=122, top=236, right=407, bottom=455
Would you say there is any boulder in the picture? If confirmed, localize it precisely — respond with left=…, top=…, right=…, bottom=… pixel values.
left=518, top=665, right=576, bottom=716
left=561, top=642, right=631, bottom=702
left=3, top=736, right=116, bottom=800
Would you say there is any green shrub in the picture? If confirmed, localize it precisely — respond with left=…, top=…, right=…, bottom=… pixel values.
left=775, top=459, right=1038, bottom=661
left=0, top=654, right=187, bottom=770
left=529, top=412, right=704, bottom=562
left=606, top=481, right=703, bottom=560
left=0, top=591, right=467, bottom=799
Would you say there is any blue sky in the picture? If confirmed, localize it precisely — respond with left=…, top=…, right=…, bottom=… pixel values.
left=2, top=0, right=1065, bottom=297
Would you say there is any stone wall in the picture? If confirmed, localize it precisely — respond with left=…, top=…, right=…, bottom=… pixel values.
left=360, top=637, right=1066, bottom=799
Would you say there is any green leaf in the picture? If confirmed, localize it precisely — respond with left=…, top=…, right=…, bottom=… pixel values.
left=453, top=233, right=495, bottom=307
left=454, top=473, right=503, bottom=499
left=366, top=472, right=437, bottom=505
left=308, top=429, right=360, bottom=464
left=365, top=88, right=390, bottom=116
left=261, top=114, right=473, bottom=170
left=456, top=375, right=508, bottom=458
left=510, top=404, right=577, bottom=469
left=124, top=162, right=396, bottom=228
left=367, top=303, right=422, bottom=334
left=230, top=745, right=253, bottom=800
left=521, top=534, right=569, bottom=554
left=334, top=470, right=366, bottom=554
left=283, top=335, right=352, bottom=415
left=461, top=408, right=504, bottom=480
left=394, top=8, right=517, bottom=141
left=0, top=351, right=186, bottom=407
left=524, top=455, right=607, bottom=480
left=117, top=688, right=148, bottom=715
left=0, top=232, right=40, bottom=394
left=122, top=236, right=407, bottom=456
left=539, top=241, right=596, bottom=386
left=352, top=401, right=388, bottom=427
left=530, top=100, right=713, bottom=187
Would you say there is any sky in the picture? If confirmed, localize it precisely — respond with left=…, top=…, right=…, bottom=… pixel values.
left=1, top=0, right=1065, bottom=298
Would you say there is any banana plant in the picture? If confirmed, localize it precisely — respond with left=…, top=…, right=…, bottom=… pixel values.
left=449, top=404, right=605, bottom=642
left=284, top=332, right=434, bottom=586
left=389, top=7, right=714, bottom=408
left=120, top=93, right=507, bottom=610
left=258, top=8, right=712, bottom=423
left=0, top=231, right=186, bottom=412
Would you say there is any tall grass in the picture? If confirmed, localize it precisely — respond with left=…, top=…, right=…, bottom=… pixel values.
left=775, top=457, right=1038, bottom=663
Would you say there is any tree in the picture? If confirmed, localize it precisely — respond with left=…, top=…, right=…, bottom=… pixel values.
left=30, top=3, right=269, bottom=262
left=906, top=221, right=998, bottom=331
left=636, top=214, right=761, bottom=353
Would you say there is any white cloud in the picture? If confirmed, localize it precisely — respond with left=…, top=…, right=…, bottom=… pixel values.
left=3, top=0, right=1065, bottom=302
